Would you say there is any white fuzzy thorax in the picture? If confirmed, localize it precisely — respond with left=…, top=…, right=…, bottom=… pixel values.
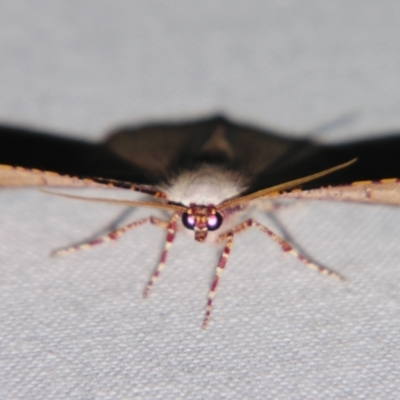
left=161, top=164, right=247, bottom=206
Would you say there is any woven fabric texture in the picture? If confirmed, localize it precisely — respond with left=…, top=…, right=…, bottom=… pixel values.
left=0, top=2, right=400, bottom=399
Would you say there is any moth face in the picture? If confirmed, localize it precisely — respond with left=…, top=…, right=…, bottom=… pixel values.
left=181, top=205, right=223, bottom=242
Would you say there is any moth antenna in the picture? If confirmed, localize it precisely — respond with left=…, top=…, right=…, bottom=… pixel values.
left=40, top=190, right=187, bottom=213
left=217, top=158, right=357, bottom=210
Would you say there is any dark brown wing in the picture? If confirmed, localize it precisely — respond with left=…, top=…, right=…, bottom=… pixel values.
left=0, top=124, right=150, bottom=183
left=105, top=115, right=322, bottom=191
left=105, top=115, right=400, bottom=193
left=1, top=116, right=400, bottom=195
left=303, top=135, right=400, bottom=187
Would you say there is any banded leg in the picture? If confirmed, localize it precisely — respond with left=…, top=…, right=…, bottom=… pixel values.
left=218, top=219, right=344, bottom=281
left=202, top=232, right=234, bottom=329
left=143, top=214, right=179, bottom=298
left=53, top=216, right=169, bottom=257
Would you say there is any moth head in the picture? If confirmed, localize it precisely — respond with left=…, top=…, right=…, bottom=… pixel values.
left=181, top=205, right=223, bottom=242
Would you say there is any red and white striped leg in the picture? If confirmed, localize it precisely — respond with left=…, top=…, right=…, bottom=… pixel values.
left=218, top=219, right=344, bottom=281
left=143, top=214, right=180, bottom=298
left=202, top=232, right=234, bottom=329
left=53, top=216, right=169, bottom=257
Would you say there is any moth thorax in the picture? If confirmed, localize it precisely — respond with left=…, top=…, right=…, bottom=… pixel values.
left=162, top=164, right=247, bottom=206
left=181, top=205, right=223, bottom=242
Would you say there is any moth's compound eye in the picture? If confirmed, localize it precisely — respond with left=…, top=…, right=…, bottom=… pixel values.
left=182, top=212, right=196, bottom=230
left=207, top=212, right=223, bottom=231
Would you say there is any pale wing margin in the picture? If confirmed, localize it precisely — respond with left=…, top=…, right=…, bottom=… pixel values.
left=0, top=164, right=107, bottom=188
left=277, top=180, right=400, bottom=206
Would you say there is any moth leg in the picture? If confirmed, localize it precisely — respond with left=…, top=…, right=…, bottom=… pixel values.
left=143, top=214, right=179, bottom=298
left=218, top=219, right=344, bottom=281
left=53, top=216, right=169, bottom=257
left=202, top=232, right=234, bottom=329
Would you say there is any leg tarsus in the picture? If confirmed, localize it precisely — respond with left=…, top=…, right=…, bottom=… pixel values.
left=202, top=232, right=234, bottom=329
left=218, top=218, right=343, bottom=281
left=53, top=216, right=169, bottom=257
left=143, top=214, right=179, bottom=298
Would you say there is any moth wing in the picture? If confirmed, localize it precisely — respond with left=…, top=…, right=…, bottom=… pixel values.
left=0, top=164, right=166, bottom=198
left=0, top=165, right=102, bottom=188
left=0, top=123, right=152, bottom=183
left=2, top=116, right=400, bottom=196
left=277, top=180, right=400, bottom=206
left=297, top=134, right=400, bottom=189
left=105, top=115, right=322, bottom=191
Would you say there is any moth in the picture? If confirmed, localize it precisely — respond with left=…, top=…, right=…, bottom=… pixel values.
left=1, top=116, right=400, bottom=328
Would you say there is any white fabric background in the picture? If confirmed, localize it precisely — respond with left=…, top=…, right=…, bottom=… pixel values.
left=0, top=1, right=400, bottom=399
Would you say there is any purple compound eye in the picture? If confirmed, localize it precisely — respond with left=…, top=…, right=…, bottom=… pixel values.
left=182, top=212, right=196, bottom=230
left=207, top=212, right=223, bottom=231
